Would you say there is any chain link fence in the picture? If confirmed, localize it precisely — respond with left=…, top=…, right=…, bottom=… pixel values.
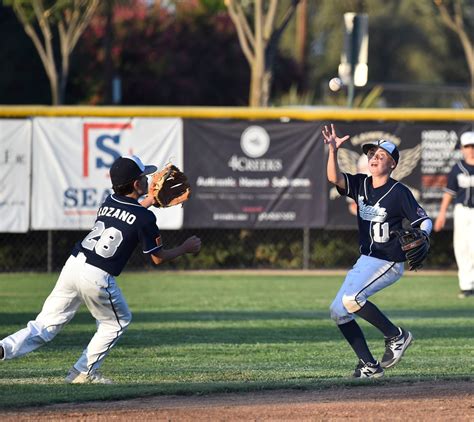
left=0, top=229, right=456, bottom=273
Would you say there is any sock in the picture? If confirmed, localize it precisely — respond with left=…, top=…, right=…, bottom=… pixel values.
left=0, top=345, right=4, bottom=359
left=337, top=320, right=376, bottom=364
left=355, top=300, right=399, bottom=338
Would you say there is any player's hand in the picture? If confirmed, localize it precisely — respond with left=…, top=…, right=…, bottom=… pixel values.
left=322, top=124, right=350, bottom=152
left=434, top=214, right=446, bottom=232
left=182, top=235, right=201, bottom=254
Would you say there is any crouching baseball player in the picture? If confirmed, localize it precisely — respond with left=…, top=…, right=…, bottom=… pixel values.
left=0, top=155, right=200, bottom=384
left=322, top=124, right=432, bottom=378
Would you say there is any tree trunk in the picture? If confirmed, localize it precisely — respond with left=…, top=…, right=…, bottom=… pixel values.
left=49, top=71, right=60, bottom=106
left=104, top=0, right=114, bottom=104
left=296, top=0, right=307, bottom=69
left=42, top=57, right=60, bottom=105
left=59, top=53, right=70, bottom=105
left=226, top=0, right=299, bottom=107
left=261, top=70, right=272, bottom=107
left=250, top=62, right=263, bottom=107
left=250, top=0, right=265, bottom=107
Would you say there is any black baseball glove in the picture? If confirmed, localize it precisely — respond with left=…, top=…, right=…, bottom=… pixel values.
left=392, top=228, right=430, bottom=271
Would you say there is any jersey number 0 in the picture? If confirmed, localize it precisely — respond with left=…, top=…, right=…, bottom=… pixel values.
left=81, top=221, right=123, bottom=258
left=373, top=222, right=390, bottom=243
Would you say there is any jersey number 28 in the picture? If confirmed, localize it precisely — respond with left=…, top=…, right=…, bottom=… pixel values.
left=81, top=221, right=123, bottom=258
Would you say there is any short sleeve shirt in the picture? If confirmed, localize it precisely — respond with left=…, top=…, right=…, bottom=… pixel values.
left=72, top=194, right=162, bottom=276
left=338, top=174, right=430, bottom=262
left=445, top=161, right=474, bottom=208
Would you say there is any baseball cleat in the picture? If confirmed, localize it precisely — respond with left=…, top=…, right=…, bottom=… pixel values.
left=352, top=360, right=384, bottom=379
left=65, top=366, right=113, bottom=384
left=0, top=345, right=4, bottom=360
left=458, top=290, right=473, bottom=299
left=381, top=327, right=413, bottom=369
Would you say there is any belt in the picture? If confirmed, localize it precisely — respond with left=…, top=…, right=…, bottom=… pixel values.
left=71, top=251, right=109, bottom=276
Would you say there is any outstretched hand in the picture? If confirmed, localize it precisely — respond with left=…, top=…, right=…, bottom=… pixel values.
left=434, top=214, right=446, bottom=232
left=322, top=124, right=350, bottom=152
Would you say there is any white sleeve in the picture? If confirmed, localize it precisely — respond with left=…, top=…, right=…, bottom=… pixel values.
left=420, top=219, right=433, bottom=236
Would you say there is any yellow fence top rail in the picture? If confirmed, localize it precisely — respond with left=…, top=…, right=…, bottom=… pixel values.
left=0, top=105, right=472, bottom=121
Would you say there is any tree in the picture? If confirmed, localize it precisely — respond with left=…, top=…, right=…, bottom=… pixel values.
left=225, top=0, right=300, bottom=107
left=7, top=0, right=99, bottom=105
left=433, top=0, right=474, bottom=106
left=70, top=1, right=251, bottom=105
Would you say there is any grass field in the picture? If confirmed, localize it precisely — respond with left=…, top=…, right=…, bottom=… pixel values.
left=0, top=272, right=472, bottom=409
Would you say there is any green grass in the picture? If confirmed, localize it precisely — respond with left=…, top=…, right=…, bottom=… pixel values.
left=0, top=272, right=472, bottom=408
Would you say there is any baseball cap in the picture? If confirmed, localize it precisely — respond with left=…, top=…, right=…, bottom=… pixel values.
left=362, top=139, right=400, bottom=165
left=110, top=155, right=157, bottom=186
left=460, top=131, right=474, bottom=147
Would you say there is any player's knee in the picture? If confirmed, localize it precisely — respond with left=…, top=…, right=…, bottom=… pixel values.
left=329, top=299, right=347, bottom=323
left=121, top=311, right=132, bottom=329
left=27, top=320, right=61, bottom=343
left=342, top=294, right=363, bottom=313
left=43, top=325, right=62, bottom=342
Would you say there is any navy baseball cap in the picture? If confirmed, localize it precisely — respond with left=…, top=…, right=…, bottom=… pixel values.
left=362, top=139, right=400, bottom=165
left=110, top=155, right=157, bottom=186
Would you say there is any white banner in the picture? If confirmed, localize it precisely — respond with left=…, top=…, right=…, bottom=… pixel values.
left=32, top=117, right=183, bottom=230
left=0, top=120, right=32, bottom=233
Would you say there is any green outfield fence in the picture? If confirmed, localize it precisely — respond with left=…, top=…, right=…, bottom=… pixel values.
left=0, top=106, right=471, bottom=272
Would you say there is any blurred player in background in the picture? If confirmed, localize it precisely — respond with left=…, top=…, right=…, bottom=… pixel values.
left=322, top=124, right=432, bottom=379
left=434, top=131, right=474, bottom=299
left=0, top=155, right=201, bottom=383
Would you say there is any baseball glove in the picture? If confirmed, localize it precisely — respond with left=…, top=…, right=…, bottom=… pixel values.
left=149, top=164, right=191, bottom=208
left=392, top=228, right=430, bottom=271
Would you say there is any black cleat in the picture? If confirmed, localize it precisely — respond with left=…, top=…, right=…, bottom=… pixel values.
left=381, top=327, right=413, bottom=369
left=353, top=360, right=384, bottom=378
left=458, top=290, right=474, bottom=299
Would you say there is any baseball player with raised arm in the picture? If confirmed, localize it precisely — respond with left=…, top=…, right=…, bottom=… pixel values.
left=434, top=131, right=474, bottom=298
left=0, top=155, right=201, bottom=384
left=322, top=124, right=432, bottom=378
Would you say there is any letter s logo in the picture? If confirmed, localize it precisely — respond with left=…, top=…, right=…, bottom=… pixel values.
left=96, top=134, right=121, bottom=170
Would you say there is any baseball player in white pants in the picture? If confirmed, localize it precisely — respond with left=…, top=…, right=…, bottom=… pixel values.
left=0, top=156, right=201, bottom=383
left=323, top=124, right=432, bottom=379
left=435, top=131, right=474, bottom=298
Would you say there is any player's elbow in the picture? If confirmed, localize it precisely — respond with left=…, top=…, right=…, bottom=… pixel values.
left=327, top=172, right=339, bottom=185
left=328, top=175, right=345, bottom=190
left=150, top=253, right=165, bottom=266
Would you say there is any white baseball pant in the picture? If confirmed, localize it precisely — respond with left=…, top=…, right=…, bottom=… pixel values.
left=0, top=253, right=131, bottom=374
left=453, top=204, right=474, bottom=291
left=330, top=255, right=404, bottom=325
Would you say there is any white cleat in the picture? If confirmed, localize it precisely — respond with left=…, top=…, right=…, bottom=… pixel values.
left=65, top=366, right=113, bottom=384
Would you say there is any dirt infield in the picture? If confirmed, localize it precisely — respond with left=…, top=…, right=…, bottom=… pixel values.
left=2, top=380, right=472, bottom=421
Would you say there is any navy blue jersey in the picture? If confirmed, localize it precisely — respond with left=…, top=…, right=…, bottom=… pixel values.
left=445, top=161, right=474, bottom=208
left=72, top=194, right=162, bottom=276
left=338, top=173, right=430, bottom=262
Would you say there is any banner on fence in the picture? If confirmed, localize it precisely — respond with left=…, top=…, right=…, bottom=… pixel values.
left=31, top=118, right=183, bottom=230
left=325, top=122, right=473, bottom=229
left=0, top=119, right=31, bottom=232
left=183, top=120, right=327, bottom=228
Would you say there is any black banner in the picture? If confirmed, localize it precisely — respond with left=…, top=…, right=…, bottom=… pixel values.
left=183, top=120, right=327, bottom=228
left=325, top=122, right=473, bottom=229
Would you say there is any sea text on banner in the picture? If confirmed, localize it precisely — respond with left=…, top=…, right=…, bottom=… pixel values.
left=31, top=117, right=183, bottom=230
